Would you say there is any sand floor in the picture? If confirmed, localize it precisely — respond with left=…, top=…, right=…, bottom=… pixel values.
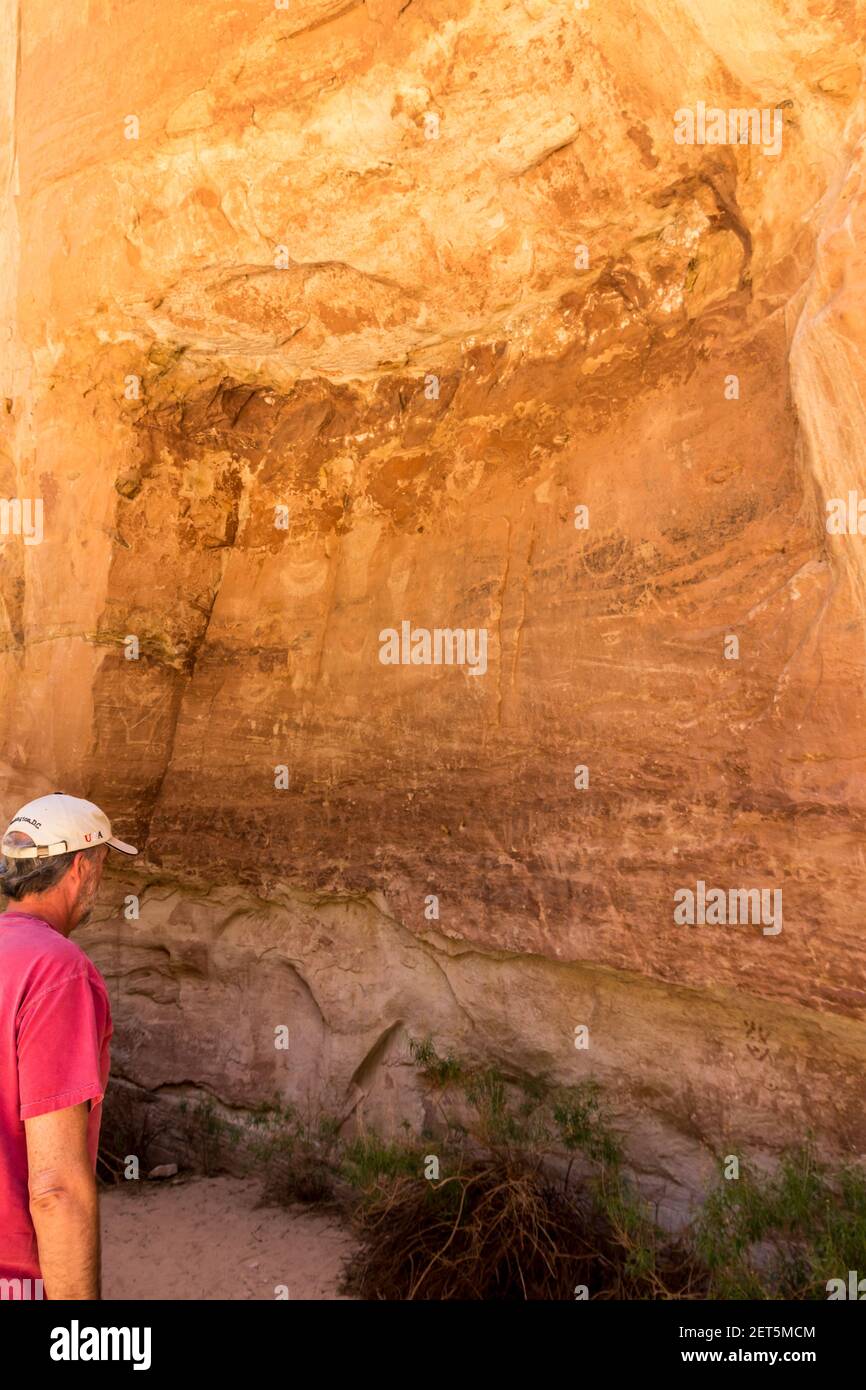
left=100, top=1174, right=357, bottom=1300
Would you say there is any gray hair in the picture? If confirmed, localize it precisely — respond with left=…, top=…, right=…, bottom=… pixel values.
left=0, top=834, right=106, bottom=901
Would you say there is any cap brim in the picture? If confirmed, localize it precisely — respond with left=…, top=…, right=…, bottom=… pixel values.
left=108, top=837, right=138, bottom=856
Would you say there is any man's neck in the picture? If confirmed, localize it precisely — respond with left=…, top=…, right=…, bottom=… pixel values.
left=4, top=897, right=71, bottom=936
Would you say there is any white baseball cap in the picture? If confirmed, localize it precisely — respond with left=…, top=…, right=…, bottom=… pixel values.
left=0, top=793, right=138, bottom=859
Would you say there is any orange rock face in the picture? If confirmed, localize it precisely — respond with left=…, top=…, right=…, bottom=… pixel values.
left=1, top=1, right=865, bottom=1205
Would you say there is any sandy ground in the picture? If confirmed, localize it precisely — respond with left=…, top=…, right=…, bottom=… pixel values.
left=100, top=1175, right=358, bottom=1300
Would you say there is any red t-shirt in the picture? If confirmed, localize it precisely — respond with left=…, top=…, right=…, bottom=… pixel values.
left=0, top=910, right=111, bottom=1283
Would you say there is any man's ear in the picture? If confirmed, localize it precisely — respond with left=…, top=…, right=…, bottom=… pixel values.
left=71, top=850, right=90, bottom=881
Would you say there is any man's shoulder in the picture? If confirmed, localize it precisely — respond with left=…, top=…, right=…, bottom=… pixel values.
left=0, top=913, right=105, bottom=1000
left=0, top=912, right=79, bottom=958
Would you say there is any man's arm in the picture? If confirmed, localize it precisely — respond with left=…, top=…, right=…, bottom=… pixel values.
left=24, top=1102, right=100, bottom=1300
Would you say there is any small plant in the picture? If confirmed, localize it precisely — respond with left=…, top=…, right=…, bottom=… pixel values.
left=177, top=1094, right=241, bottom=1177
left=246, top=1100, right=340, bottom=1206
left=695, top=1142, right=866, bottom=1299
left=98, top=1086, right=160, bottom=1185
left=340, top=1134, right=423, bottom=1200
left=409, top=1035, right=464, bottom=1086
left=553, top=1081, right=624, bottom=1170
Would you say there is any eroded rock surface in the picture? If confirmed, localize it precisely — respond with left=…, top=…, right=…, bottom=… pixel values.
left=1, top=1, right=865, bottom=1202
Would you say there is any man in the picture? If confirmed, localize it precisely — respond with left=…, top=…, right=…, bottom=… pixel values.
left=0, top=793, right=137, bottom=1300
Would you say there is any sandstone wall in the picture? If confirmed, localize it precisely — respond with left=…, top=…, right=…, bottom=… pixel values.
left=1, top=0, right=865, bottom=1211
